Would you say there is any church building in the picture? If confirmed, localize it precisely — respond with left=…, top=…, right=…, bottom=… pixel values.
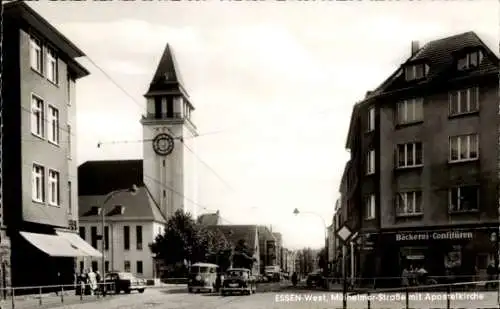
left=77, top=44, right=199, bottom=279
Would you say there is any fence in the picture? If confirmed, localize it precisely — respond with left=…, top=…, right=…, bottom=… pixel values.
left=0, top=278, right=189, bottom=309
left=0, top=282, right=115, bottom=309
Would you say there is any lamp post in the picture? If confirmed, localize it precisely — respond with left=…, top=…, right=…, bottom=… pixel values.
left=100, top=185, right=138, bottom=295
left=293, top=209, right=328, bottom=276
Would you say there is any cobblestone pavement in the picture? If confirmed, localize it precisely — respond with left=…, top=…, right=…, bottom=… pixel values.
left=7, top=287, right=497, bottom=309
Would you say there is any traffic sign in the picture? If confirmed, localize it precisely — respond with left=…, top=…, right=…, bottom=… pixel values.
left=336, top=225, right=352, bottom=243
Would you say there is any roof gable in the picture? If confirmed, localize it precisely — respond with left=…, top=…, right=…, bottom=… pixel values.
left=144, top=44, right=189, bottom=99
left=78, top=160, right=144, bottom=196
left=79, top=186, right=166, bottom=223
left=372, top=31, right=498, bottom=96
left=206, top=225, right=258, bottom=254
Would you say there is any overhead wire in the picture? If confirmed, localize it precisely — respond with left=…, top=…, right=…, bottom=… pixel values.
left=18, top=75, right=236, bottom=225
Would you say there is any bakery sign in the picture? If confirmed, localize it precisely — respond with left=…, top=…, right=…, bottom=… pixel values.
left=395, top=231, right=473, bottom=241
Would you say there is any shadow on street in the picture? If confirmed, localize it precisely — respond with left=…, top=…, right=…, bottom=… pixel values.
left=159, top=288, right=188, bottom=294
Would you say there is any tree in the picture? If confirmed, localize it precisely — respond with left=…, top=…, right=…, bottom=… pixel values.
left=193, top=227, right=232, bottom=271
left=232, top=239, right=257, bottom=270
left=149, top=210, right=198, bottom=268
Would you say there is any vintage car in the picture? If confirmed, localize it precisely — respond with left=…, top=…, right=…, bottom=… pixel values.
left=306, top=271, right=323, bottom=288
left=221, top=268, right=257, bottom=296
left=102, top=271, right=146, bottom=294
left=188, top=262, right=219, bottom=293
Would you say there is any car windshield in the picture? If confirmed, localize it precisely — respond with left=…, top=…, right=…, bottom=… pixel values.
left=118, top=273, right=135, bottom=280
left=228, top=270, right=248, bottom=277
left=190, top=266, right=211, bottom=274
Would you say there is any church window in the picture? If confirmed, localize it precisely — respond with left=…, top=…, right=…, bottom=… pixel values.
left=154, top=97, right=162, bottom=119
left=166, top=98, right=174, bottom=118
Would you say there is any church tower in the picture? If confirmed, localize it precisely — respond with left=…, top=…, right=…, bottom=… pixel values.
left=141, top=44, right=198, bottom=219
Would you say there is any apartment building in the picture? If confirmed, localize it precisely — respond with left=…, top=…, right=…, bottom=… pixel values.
left=2, top=1, right=95, bottom=287
left=345, top=32, right=499, bottom=286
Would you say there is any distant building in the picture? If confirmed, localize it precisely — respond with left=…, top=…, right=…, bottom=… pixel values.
left=272, top=232, right=283, bottom=269
left=3, top=1, right=92, bottom=288
left=257, top=226, right=276, bottom=274
left=197, top=210, right=221, bottom=225
left=205, top=225, right=260, bottom=274
left=78, top=160, right=167, bottom=279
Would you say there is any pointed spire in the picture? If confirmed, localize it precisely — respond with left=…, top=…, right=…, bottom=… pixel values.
left=144, top=43, right=189, bottom=98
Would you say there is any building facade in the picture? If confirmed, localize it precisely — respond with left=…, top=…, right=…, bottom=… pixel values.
left=78, top=160, right=167, bottom=279
left=344, top=32, right=499, bottom=286
left=3, top=1, right=93, bottom=287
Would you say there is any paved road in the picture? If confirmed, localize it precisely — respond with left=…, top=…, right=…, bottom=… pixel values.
left=6, top=285, right=497, bottom=309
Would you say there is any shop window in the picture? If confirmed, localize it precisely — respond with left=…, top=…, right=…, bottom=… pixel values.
left=444, top=245, right=462, bottom=269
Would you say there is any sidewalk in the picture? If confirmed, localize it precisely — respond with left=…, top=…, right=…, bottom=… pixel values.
left=0, top=284, right=184, bottom=309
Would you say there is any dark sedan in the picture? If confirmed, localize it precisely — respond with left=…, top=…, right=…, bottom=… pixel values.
left=306, top=272, right=323, bottom=288
left=221, top=268, right=257, bottom=296
left=102, top=272, right=146, bottom=294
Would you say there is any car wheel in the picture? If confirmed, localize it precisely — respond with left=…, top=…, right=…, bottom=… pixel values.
left=188, top=288, right=193, bottom=293
left=125, top=289, right=131, bottom=294
left=138, top=289, right=145, bottom=294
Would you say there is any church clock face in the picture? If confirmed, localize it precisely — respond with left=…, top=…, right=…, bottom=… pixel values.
left=152, top=133, right=175, bottom=156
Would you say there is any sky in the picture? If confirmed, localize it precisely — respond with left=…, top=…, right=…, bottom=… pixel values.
left=28, top=0, right=498, bottom=249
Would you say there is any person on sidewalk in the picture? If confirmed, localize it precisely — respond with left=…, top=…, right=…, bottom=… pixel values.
left=87, top=269, right=97, bottom=295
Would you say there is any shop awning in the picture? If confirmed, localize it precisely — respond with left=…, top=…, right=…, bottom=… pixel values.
left=56, top=231, right=103, bottom=258
left=20, top=231, right=86, bottom=257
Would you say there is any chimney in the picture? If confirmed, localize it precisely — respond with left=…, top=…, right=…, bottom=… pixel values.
left=411, top=40, right=420, bottom=56
left=216, top=210, right=220, bottom=215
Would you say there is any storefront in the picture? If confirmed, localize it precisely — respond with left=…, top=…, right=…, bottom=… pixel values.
left=364, top=226, right=497, bottom=287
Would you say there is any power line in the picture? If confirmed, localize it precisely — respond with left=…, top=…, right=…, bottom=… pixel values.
left=82, top=54, right=238, bottom=197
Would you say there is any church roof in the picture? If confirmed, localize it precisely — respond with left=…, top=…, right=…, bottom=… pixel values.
left=79, top=186, right=167, bottom=223
left=144, top=43, right=189, bottom=98
left=78, top=160, right=144, bottom=196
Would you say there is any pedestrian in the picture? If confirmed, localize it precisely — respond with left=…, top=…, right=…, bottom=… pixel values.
left=401, top=266, right=409, bottom=287
left=87, top=268, right=97, bottom=295
left=95, top=271, right=101, bottom=294
left=215, top=272, right=221, bottom=293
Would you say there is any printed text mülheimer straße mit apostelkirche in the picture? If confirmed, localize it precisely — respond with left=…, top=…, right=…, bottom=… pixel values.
left=274, top=292, right=484, bottom=303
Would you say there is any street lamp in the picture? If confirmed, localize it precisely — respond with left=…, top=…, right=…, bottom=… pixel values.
left=100, top=185, right=138, bottom=295
left=293, top=208, right=328, bottom=276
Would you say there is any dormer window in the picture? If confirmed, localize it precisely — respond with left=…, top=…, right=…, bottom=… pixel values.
left=405, top=63, right=429, bottom=81
left=457, top=50, right=483, bottom=71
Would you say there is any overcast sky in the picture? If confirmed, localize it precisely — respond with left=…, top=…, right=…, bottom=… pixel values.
left=29, top=0, right=498, bottom=249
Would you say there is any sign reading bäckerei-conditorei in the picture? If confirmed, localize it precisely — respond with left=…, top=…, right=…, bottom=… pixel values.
left=395, top=231, right=473, bottom=241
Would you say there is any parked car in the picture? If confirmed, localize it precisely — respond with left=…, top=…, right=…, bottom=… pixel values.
left=306, top=271, right=323, bottom=288
left=221, top=268, right=257, bottom=296
left=102, top=272, right=146, bottom=294
left=187, top=262, right=219, bottom=293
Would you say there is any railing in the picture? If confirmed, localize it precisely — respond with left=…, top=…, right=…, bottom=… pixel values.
left=0, top=282, right=115, bottom=309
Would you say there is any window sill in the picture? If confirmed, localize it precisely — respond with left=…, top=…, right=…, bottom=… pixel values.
left=48, top=140, right=60, bottom=148
left=395, top=121, right=423, bottom=129
left=395, top=165, right=423, bottom=171
left=364, top=217, right=376, bottom=221
left=47, top=79, right=59, bottom=87
left=31, top=67, right=44, bottom=78
left=448, top=111, right=479, bottom=119
left=365, top=171, right=375, bottom=176
left=364, top=129, right=375, bottom=135
left=31, top=132, right=45, bottom=140
left=448, top=158, right=479, bottom=165
left=449, top=209, right=479, bottom=214
left=396, top=213, right=423, bottom=218
left=48, top=202, right=60, bottom=207
left=32, top=199, right=45, bottom=205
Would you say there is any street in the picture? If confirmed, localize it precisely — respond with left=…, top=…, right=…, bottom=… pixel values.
left=5, top=283, right=498, bottom=309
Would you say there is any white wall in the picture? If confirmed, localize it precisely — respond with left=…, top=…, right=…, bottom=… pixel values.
left=142, top=96, right=198, bottom=219
left=78, top=220, right=165, bottom=279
